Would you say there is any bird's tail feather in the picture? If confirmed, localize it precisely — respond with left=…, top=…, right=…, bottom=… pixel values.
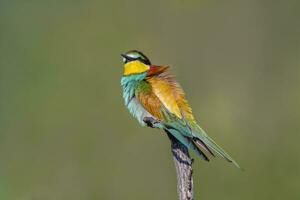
left=165, top=128, right=209, bottom=162
left=193, top=125, right=241, bottom=169
left=160, top=121, right=241, bottom=168
left=193, top=138, right=215, bottom=157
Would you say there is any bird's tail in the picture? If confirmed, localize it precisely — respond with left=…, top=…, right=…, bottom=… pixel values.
left=155, top=120, right=240, bottom=168
left=164, top=127, right=209, bottom=162
left=192, top=124, right=241, bottom=169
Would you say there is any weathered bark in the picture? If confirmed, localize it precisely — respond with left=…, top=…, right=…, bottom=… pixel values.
left=143, top=117, right=194, bottom=200
left=169, top=134, right=194, bottom=200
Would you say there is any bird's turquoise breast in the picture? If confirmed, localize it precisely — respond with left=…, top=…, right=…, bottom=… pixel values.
left=121, top=73, right=153, bottom=126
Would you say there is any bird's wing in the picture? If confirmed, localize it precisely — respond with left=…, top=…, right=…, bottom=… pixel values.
left=135, top=85, right=165, bottom=121
left=143, top=66, right=241, bottom=168
left=135, top=75, right=210, bottom=161
left=146, top=65, right=196, bottom=122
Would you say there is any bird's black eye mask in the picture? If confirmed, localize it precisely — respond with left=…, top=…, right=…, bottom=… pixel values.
left=139, top=57, right=151, bottom=65
left=121, top=54, right=135, bottom=64
left=121, top=54, right=151, bottom=65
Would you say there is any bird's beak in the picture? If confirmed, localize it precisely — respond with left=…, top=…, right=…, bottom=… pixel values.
left=121, top=54, right=128, bottom=63
left=121, top=54, right=128, bottom=59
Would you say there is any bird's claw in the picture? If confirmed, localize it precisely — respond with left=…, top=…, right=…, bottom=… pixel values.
left=143, top=117, right=159, bottom=128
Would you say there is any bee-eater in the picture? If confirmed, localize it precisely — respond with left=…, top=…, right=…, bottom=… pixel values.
left=121, top=50, right=240, bottom=168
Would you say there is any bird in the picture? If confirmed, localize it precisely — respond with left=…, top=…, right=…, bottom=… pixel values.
left=120, top=50, right=240, bottom=168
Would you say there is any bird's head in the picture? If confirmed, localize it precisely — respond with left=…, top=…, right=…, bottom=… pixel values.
left=121, top=50, right=151, bottom=76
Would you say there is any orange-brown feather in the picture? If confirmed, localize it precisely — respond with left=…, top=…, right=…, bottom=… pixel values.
left=147, top=76, right=182, bottom=119
left=136, top=90, right=164, bottom=121
left=147, top=65, right=169, bottom=76
left=146, top=66, right=196, bottom=123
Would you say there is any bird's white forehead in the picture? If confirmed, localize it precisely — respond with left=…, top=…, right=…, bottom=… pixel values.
left=126, top=52, right=140, bottom=59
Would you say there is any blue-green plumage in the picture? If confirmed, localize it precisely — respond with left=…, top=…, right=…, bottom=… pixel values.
left=121, top=73, right=153, bottom=126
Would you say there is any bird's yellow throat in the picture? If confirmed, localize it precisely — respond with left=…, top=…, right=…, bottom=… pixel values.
left=123, top=61, right=150, bottom=76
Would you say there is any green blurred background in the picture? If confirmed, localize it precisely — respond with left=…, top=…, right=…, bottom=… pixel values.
left=1, top=1, right=300, bottom=199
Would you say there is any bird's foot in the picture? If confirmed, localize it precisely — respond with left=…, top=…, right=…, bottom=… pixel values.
left=143, top=117, right=160, bottom=128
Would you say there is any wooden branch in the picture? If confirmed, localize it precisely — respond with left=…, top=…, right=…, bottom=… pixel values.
left=168, top=133, right=194, bottom=200
left=143, top=117, right=194, bottom=200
